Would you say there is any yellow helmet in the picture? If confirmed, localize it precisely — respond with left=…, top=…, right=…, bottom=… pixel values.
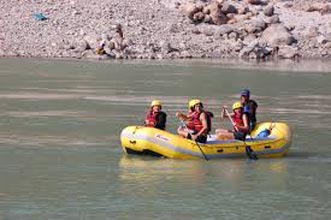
left=150, top=100, right=162, bottom=107
left=232, top=101, right=243, bottom=110
left=189, top=99, right=202, bottom=109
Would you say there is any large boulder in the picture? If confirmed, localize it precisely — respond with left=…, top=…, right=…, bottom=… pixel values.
left=264, top=4, right=274, bottom=17
left=244, top=18, right=267, bottom=34
left=83, top=34, right=99, bottom=50
left=245, top=0, right=267, bottom=6
left=205, top=2, right=228, bottom=25
left=262, top=24, right=296, bottom=47
left=214, top=24, right=236, bottom=38
left=264, top=15, right=280, bottom=25
left=193, top=12, right=205, bottom=23
left=179, top=3, right=203, bottom=20
left=221, top=3, right=238, bottom=14
left=211, top=12, right=228, bottom=25
left=306, top=3, right=331, bottom=15
left=277, top=46, right=300, bottom=59
left=239, top=40, right=272, bottom=59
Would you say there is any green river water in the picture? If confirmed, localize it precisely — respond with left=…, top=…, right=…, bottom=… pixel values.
left=0, top=58, right=330, bottom=220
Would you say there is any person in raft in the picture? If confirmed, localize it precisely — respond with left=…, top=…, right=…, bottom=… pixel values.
left=240, top=89, right=258, bottom=132
left=176, top=99, right=213, bottom=143
left=144, top=100, right=167, bottom=130
left=216, top=101, right=249, bottom=141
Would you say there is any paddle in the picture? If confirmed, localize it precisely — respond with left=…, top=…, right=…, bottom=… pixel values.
left=224, top=109, right=258, bottom=160
left=180, top=120, right=209, bottom=161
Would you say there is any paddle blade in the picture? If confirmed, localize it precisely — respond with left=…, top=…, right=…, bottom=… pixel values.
left=245, top=146, right=258, bottom=160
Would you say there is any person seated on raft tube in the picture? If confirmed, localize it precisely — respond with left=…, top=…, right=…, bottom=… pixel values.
left=176, top=99, right=212, bottom=144
left=144, top=100, right=167, bottom=130
left=240, top=89, right=258, bottom=132
left=215, top=102, right=249, bottom=141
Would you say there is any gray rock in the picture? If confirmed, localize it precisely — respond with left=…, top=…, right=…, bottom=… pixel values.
left=317, top=35, right=329, bottom=44
left=179, top=3, right=203, bottom=20
left=264, top=15, right=280, bottom=25
left=243, top=34, right=257, bottom=45
left=169, top=24, right=183, bottom=33
left=180, top=50, right=192, bottom=58
left=277, top=46, right=300, bottom=59
left=244, top=18, right=267, bottom=34
left=246, top=0, right=267, bottom=6
left=303, top=26, right=319, bottom=38
left=221, top=3, right=238, bottom=14
left=160, top=41, right=177, bottom=54
left=214, top=24, right=235, bottom=38
left=233, top=41, right=244, bottom=52
left=193, top=12, right=205, bottom=23
left=228, top=32, right=239, bottom=41
left=203, top=27, right=214, bottom=36
left=211, top=12, right=228, bottom=25
left=237, top=5, right=249, bottom=15
left=324, top=42, right=331, bottom=48
left=192, top=28, right=201, bottom=35
left=203, top=14, right=212, bottom=24
left=239, top=40, right=271, bottom=59
left=262, top=24, right=296, bottom=47
left=264, top=4, right=274, bottom=17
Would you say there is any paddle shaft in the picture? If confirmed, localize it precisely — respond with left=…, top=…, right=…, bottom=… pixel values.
left=180, top=120, right=208, bottom=161
left=224, top=109, right=235, bottom=126
left=224, top=109, right=258, bottom=160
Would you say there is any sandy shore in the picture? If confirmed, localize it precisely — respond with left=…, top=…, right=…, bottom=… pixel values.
left=0, top=0, right=330, bottom=60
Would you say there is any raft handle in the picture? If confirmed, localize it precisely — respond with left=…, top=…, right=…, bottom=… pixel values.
left=217, top=149, right=224, bottom=153
left=264, top=145, right=271, bottom=149
left=129, top=140, right=137, bottom=144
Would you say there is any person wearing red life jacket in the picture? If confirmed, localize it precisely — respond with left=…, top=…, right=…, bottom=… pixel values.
left=216, top=101, right=249, bottom=141
left=145, top=100, right=167, bottom=130
left=176, top=99, right=213, bottom=143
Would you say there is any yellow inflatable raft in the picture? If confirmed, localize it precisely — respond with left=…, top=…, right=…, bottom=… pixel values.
left=120, top=122, right=292, bottom=159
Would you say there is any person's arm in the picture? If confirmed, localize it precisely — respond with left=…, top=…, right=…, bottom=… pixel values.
left=221, top=106, right=227, bottom=118
left=222, top=106, right=234, bottom=120
left=155, top=112, right=167, bottom=130
left=176, top=112, right=191, bottom=121
left=192, top=112, right=208, bottom=140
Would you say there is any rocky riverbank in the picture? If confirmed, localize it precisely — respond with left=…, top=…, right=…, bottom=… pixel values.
left=0, top=0, right=330, bottom=60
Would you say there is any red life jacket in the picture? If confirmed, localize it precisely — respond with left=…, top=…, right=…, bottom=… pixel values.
left=186, top=121, right=195, bottom=130
left=232, top=112, right=249, bottom=132
left=186, top=111, right=213, bottom=133
left=232, top=112, right=244, bottom=127
left=145, top=111, right=159, bottom=127
left=186, top=111, right=196, bottom=130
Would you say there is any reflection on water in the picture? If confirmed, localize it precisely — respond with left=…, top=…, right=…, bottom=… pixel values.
left=118, top=156, right=290, bottom=193
left=269, top=161, right=288, bottom=173
left=118, top=156, right=209, bottom=186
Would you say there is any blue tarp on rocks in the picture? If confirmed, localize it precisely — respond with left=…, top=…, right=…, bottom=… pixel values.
left=33, top=13, right=48, bottom=21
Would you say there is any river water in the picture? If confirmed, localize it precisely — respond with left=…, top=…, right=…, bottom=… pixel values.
left=0, top=58, right=330, bottom=220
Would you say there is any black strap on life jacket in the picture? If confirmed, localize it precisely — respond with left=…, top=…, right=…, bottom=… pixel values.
left=205, top=111, right=214, bottom=133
